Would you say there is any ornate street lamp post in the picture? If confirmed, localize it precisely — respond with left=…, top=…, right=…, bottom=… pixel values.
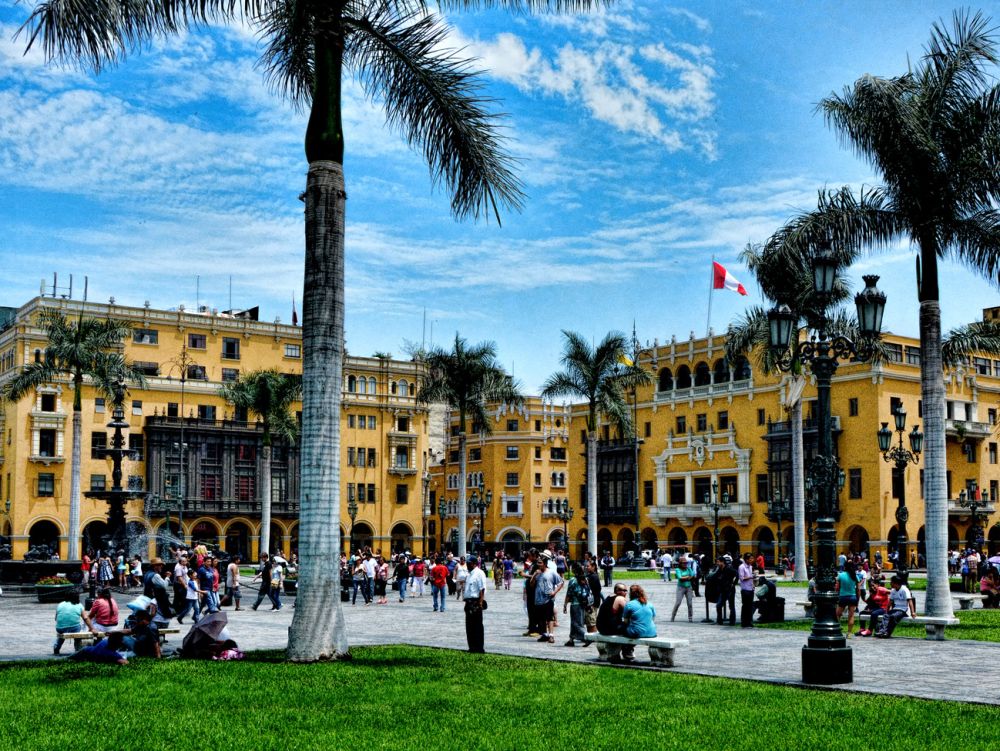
left=769, top=489, right=792, bottom=571
left=958, top=484, right=986, bottom=554
left=557, top=498, right=575, bottom=556
left=347, top=498, right=358, bottom=555
left=877, top=405, right=923, bottom=577
left=767, top=238, right=886, bottom=685
left=438, top=498, right=447, bottom=554
left=701, top=481, right=730, bottom=622
left=471, top=487, right=492, bottom=556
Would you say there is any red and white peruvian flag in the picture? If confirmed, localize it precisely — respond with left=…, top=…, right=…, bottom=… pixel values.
left=713, top=261, right=748, bottom=296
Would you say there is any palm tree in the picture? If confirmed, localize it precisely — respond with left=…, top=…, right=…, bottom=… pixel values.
left=541, top=331, right=651, bottom=557
left=419, top=335, right=522, bottom=557
left=777, top=11, right=1000, bottom=617
left=3, top=310, right=145, bottom=559
left=20, top=0, right=606, bottom=660
left=220, top=370, right=301, bottom=558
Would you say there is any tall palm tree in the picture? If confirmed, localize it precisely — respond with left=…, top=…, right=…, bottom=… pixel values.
left=20, top=0, right=607, bottom=660
left=778, top=11, right=1000, bottom=617
left=541, top=331, right=651, bottom=557
left=419, top=335, right=522, bottom=557
left=3, top=310, right=145, bottom=559
left=727, top=236, right=860, bottom=581
left=220, top=370, right=301, bottom=558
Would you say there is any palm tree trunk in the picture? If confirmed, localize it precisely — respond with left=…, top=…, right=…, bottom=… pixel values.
left=68, top=407, right=82, bottom=560
left=458, top=432, right=468, bottom=555
left=587, top=431, right=597, bottom=557
left=920, top=297, right=953, bottom=618
left=287, top=159, right=348, bottom=661
left=260, top=442, right=272, bottom=557
left=791, top=396, right=807, bottom=581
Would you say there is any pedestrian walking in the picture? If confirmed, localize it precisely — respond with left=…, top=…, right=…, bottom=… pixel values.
left=430, top=556, right=449, bottom=612
left=394, top=555, right=410, bottom=603
left=600, top=551, right=615, bottom=587
left=269, top=560, right=284, bottom=610
left=463, top=556, right=488, bottom=653
left=225, top=555, right=243, bottom=610
left=562, top=563, right=591, bottom=647
left=251, top=554, right=274, bottom=610
left=534, top=556, right=565, bottom=643
left=454, top=557, right=469, bottom=601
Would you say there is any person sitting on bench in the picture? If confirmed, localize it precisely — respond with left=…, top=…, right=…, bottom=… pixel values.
left=875, top=576, right=916, bottom=638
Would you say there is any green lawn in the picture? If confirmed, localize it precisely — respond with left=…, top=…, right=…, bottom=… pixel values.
left=1, top=646, right=996, bottom=750
left=760, top=608, right=1000, bottom=642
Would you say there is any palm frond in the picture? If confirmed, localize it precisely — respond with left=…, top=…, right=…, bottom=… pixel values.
left=2, top=361, right=60, bottom=402
left=346, top=5, right=524, bottom=223
left=258, top=0, right=314, bottom=108
left=942, top=320, right=1000, bottom=368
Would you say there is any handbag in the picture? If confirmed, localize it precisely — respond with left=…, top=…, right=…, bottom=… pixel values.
left=481, top=599, right=488, bottom=610
left=391, top=580, right=400, bottom=591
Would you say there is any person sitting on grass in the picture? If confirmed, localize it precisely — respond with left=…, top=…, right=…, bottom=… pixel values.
left=68, top=631, right=128, bottom=665
left=875, top=576, right=916, bottom=638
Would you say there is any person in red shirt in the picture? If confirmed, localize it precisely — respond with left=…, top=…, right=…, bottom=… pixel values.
left=859, top=579, right=891, bottom=636
left=755, top=552, right=766, bottom=574
left=81, top=551, right=93, bottom=588
left=411, top=558, right=426, bottom=598
left=86, top=587, right=120, bottom=632
left=430, top=556, right=449, bottom=613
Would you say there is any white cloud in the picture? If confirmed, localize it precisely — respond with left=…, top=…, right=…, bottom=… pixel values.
left=664, top=7, right=712, bottom=33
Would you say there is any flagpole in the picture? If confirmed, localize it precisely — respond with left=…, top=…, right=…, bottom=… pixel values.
left=706, top=254, right=715, bottom=338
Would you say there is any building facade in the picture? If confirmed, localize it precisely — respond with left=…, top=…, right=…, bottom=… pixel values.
left=0, top=295, right=433, bottom=560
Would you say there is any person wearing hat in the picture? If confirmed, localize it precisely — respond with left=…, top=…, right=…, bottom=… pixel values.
left=142, top=558, right=175, bottom=626
left=670, top=555, right=695, bottom=622
left=463, top=555, right=488, bottom=653
left=715, top=554, right=738, bottom=626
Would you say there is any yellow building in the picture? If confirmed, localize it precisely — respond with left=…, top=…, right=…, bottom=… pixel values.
left=0, top=295, right=433, bottom=560
left=429, top=397, right=579, bottom=556
left=429, top=323, right=1000, bottom=564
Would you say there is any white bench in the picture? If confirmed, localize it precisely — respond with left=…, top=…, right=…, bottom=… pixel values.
left=584, top=633, right=689, bottom=667
left=956, top=594, right=986, bottom=610
left=857, top=613, right=958, bottom=640
left=62, top=627, right=180, bottom=649
left=797, top=601, right=815, bottom=618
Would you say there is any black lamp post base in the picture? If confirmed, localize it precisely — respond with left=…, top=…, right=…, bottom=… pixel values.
left=802, top=645, right=853, bottom=684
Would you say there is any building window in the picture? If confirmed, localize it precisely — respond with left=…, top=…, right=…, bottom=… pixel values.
left=905, top=347, right=921, bottom=366
left=506, top=446, right=519, bottom=460
left=580, top=430, right=587, bottom=444
left=643, top=480, right=654, bottom=506
left=396, top=485, right=409, bottom=504
left=222, top=337, right=240, bottom=360
left=348, top=414, right=356, bottom=428
left=132, top=400, right=143, bottom=416
left=235, top=475, right=255, bottom=502
left=132, top=360, right=159, bottom=376
left=669, top=478, right=685, bottom=505
left=367, top=483, right=376, bottom=503
left=396, top=417, right=409, bottom=432
left=167, top=402, right=178, bottom=418
left=505, top=472, right=518, bottom=487
left=347, top=447, right=356, bottom=466
left=696, top=413, right=707, bottom=431
left=644, top=421, right=651, bottom=438
left=506, top=419, right=519, bottom=432
left=198, top=405, right=217, bottom=421
left=757, top=408, right=766, bottom=426
left=187, top=364, right=207, bottom=381
left=534, top=472, right=542, bottom=487
left=676, top=416, right=686, bottom=434
left=884, top=343, right=903, bottom=363
left=187, top=333, right=206, bottom=349
left=40, top=393, right=56, bottom=412
left=94, top=397, right=105, bottom=413
left=694, top=476, right=711, bottom=504
left=128, top=434, right=143, bottom=461
left=991, top=480, right=999, bottom=503
left=133, top=328, right=158, bottom=345
left=849, top=468, right=862, bottom=499
left=91, top=431, right=107, bottom=459
left=38, top=429, right=56, bottom=457
left=966, top=443, right=977, bottom=463
left=367, top=449, right=377, bottom=468
left=221, top=368, right=239, bottom=383
left=975, top=357, right=991, bottom=376
left=717, top=411, right=729, bottom=430
left=534, top=447, right=541, bottom=460
left=394, top=446, right=409, bottom=469
left=368, top=416, right=376, bottom=430
left=200, top=474, right=221, bottom=501
left=469, top=448, right=481, bottom=462
left=550, top=447, right=566, bottom=461
left=849, top=398, right=858, bottom=417
left=757, top=473, right=769, bottom=503
left=90, top=474, right=106, bottom=492
left=37, top=473, right=55, bottom=497
left=284, top=344, right=301, bottom=358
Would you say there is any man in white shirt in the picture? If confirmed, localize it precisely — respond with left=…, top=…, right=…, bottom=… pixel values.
left=877, top=576, right=916, bottom=638
left=660, top=551, right=673, bottom=582
left=463, top=556, right=488, bottom=653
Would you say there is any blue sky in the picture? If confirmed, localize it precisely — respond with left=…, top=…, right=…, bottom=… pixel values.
left=1, top=1, right=998, bottom=392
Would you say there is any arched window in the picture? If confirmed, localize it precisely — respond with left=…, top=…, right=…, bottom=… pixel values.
left=732, top=356, right=752, bottom=381
left=713, top=359, right=730, bottom=384
left=694, top=361, right=711, bottom=386
left=391, top=381, right=398, bottom=394
left=368, top=377, right=377, bottom=394
left=34, top=349, right=42, bottom=364
left=658, top=367, right=674, bottom=392
left=398, top=380, right=409, bottom=397
left=347, top=375, right=357, bottom=392
left=675, top=365, right=692, bottom=389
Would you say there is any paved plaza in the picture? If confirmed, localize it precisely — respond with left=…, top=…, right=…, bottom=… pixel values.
left=2, top=574, right=996, bottom=705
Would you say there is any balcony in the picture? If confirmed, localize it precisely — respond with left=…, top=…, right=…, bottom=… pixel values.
left=766, top=415, right=841, bottom=436
left=653, top=378, right=752, bottom=405
left=388, top=465, right=417, bottom=476
left=648, top=502, right=753, bottom=526
left=945, top=419, right=993, bottom=441
left=597, top=505, right=638, bottom=524
left=146, top=497, right=301, bottom=517
left=947, top=498, right=997, bottom=517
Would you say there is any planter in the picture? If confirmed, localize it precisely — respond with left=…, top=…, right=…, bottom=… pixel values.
left=36, top=584, right=75, bottom=603
left=283, top=580, right=298, bottom=596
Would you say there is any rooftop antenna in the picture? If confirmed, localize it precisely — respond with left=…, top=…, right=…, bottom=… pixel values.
left=421, top=307, right=426, bottom=351
left=229, top=275, right=233, bottom=312
left=196, top=275, right=200, bottom=312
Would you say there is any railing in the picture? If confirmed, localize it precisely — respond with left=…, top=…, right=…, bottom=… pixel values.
left=947, top=498, right=997, bottom=516
left=145, top=415, right=264, bottom=432
left=653, top=378, right=752, bottom=404
left=944, top=419, right=993, bottom=440
left=146, top=498, right=301, bottom=516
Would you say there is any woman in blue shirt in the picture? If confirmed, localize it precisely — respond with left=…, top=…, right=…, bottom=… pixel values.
left=623, top=585, right=657, bottom=638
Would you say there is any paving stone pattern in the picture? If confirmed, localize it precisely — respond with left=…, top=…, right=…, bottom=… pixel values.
left=1, top=575, right=996, bottom=705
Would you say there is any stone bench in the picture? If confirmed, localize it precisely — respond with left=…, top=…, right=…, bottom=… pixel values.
left=956, top=594, right=986, bottom=610
left=857, top=613, right=958, bottom=640
left=584, top=633, right=689, bottom=667
left=797, top=601, right=815, bottom=618
left=62, top=627, right=180, bottom=649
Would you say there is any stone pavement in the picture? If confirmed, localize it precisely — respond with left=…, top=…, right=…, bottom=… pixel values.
left=2, top=575, right=996, bottom=705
